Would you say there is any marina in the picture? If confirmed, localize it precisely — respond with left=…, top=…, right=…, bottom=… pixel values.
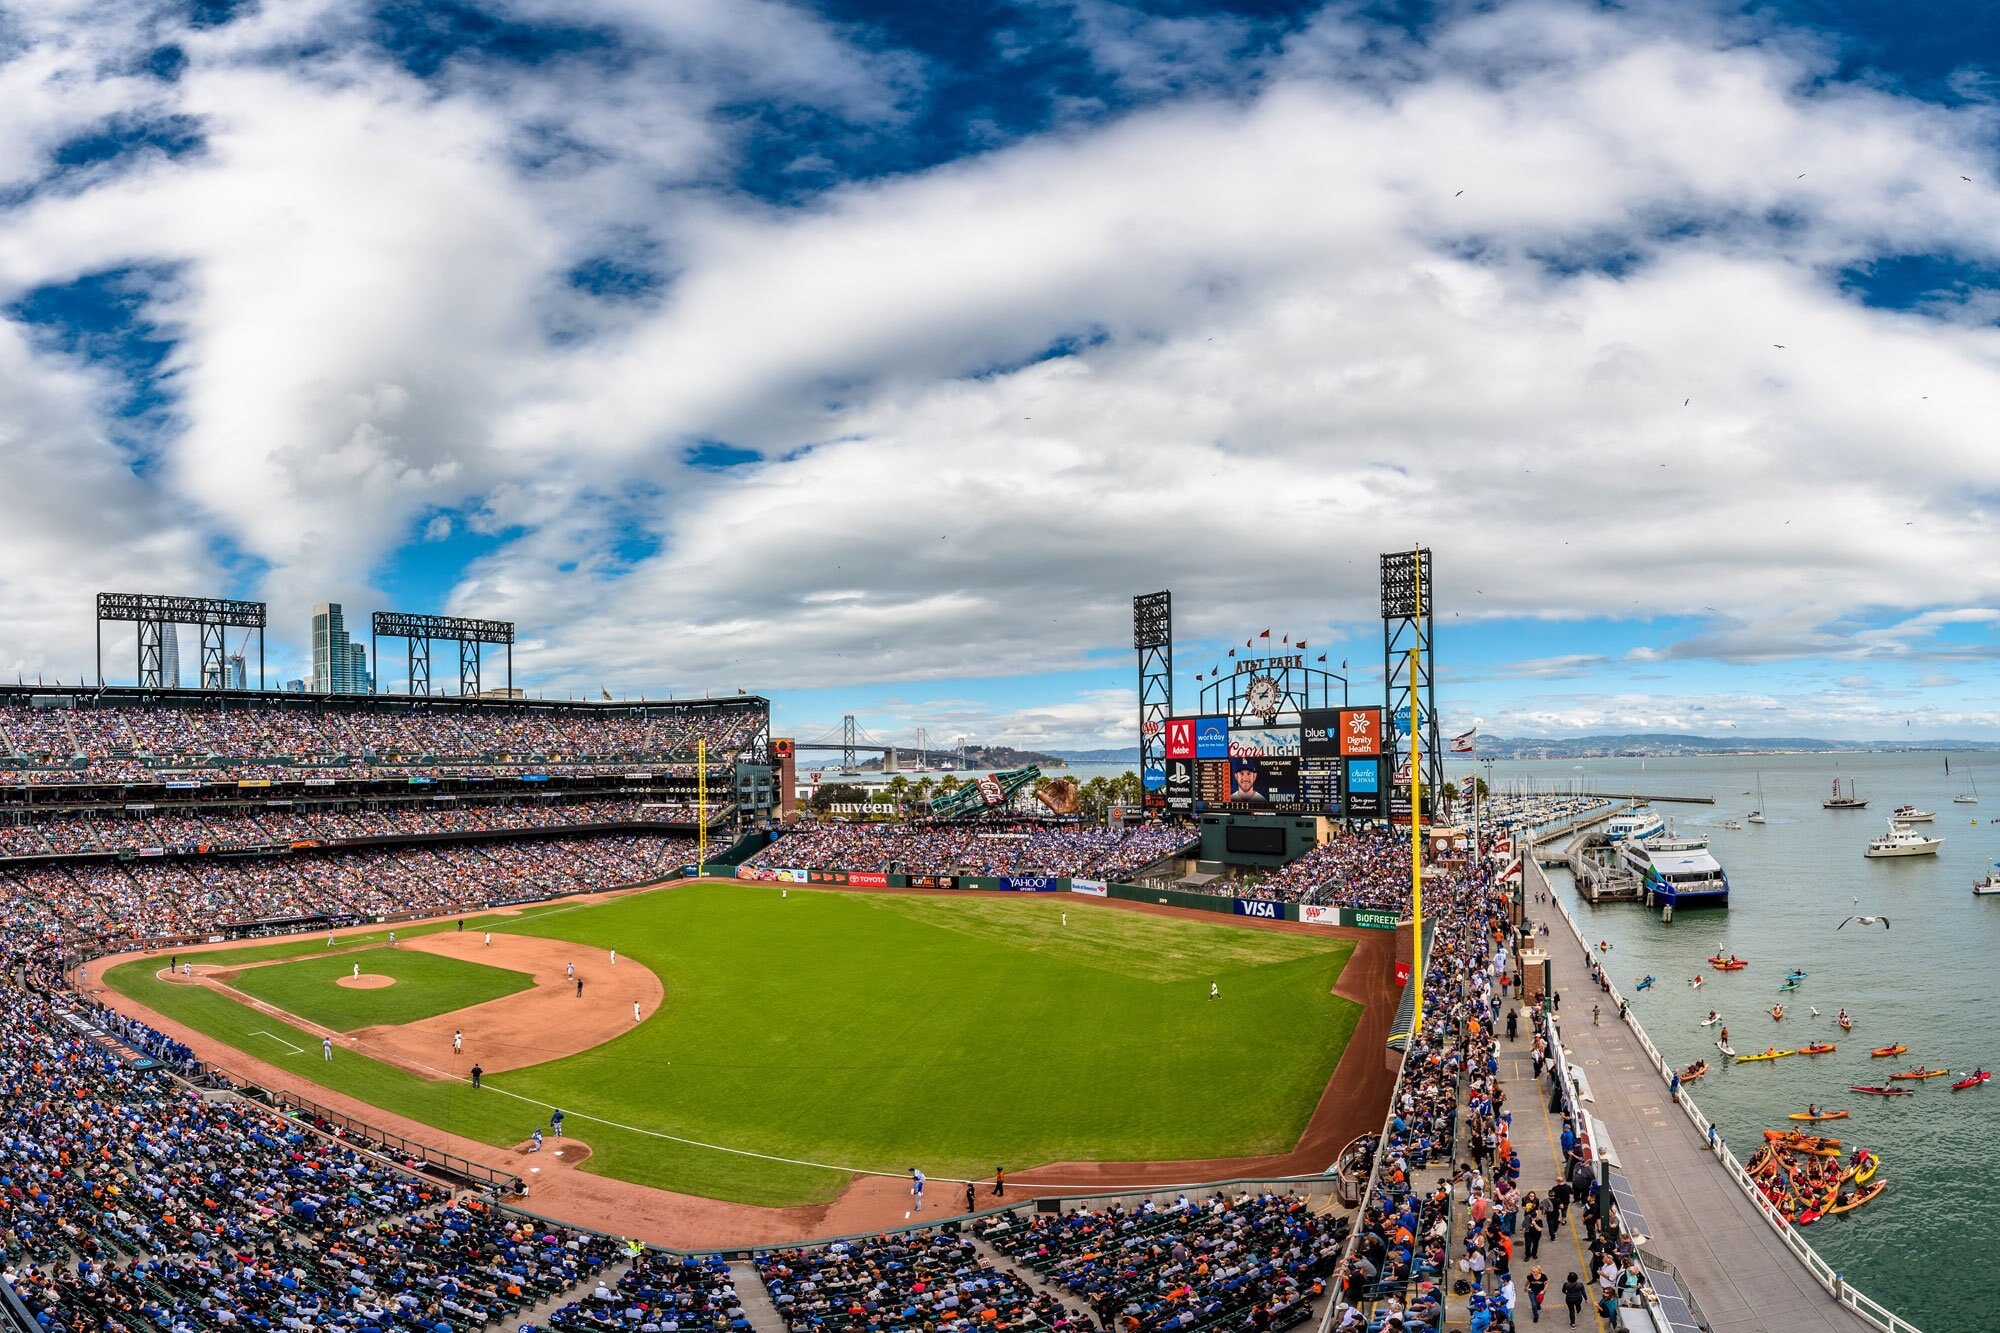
left=1501, top=750, right=2000, bottom=1332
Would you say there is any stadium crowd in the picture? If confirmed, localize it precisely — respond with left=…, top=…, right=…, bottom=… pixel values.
left=1330, top=844, right=1522, bottom=1331
left=976, top=1189, right=1337, bottom=1333
left=1, top=833, right=695, bottom=943
left=0, top=968, right=622, bottom=1333
left=0, top=797, right=704, bottom=862
left=743, top=823, right=1191, bottom=878
left=0, top=699, right=760, bottom=786
left=547, top=1251, right=749, bottom=1333
left=757, top=1229, right=1089, bottom=1333
left=1244, top=832, right=1414, bottom=909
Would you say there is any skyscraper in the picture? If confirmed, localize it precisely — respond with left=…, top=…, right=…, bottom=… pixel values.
left=160, top=623, right=181, bottom=689
left=226, top=653, right=248, bottom=691
left=311, top=604, right=372, bottom=695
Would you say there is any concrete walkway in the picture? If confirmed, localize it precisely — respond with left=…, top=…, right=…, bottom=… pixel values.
left=1524, top=896, right=1876, bottom=1333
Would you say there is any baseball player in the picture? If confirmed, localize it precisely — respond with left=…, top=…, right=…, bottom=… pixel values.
left=910, top=1167, right=926, bottom=1213
left=632, top=1001, right=641, bottom=1023
left=452, top=1029, right=463, bottom=1054
left=322, top=1037, right=333, bottom=1062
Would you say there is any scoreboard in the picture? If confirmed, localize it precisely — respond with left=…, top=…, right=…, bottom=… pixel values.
left=1162, top=708, right=1383, bottom=818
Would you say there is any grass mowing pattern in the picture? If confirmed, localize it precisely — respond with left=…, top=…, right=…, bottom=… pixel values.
left=109, top=884, right=1359, bottom=1207
left=225, top=947, right=534, bottom=1031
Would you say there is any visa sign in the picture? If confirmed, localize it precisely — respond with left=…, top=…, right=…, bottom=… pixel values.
left=1233, top=898, right=1282, bottom=919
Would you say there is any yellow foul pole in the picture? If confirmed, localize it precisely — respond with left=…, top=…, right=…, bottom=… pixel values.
left=698, top=738, right=708, bottom=870
left=1410, top=547, right=1425, bottom=1038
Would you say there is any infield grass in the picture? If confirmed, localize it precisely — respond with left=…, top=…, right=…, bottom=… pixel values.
left=225, top=947, right=535, bottom=1031
left=109, top=883, right=1361, bottom=1207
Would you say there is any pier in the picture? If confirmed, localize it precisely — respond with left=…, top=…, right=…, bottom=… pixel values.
left=1518, top=856, right=1902, bottom=1332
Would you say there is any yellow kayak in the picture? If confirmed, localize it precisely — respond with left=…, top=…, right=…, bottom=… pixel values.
left=1854, top=1155, right=1879, bottom=1184
left=1736, top=1048, right=1799, bottom=1062
left=1826, top=1180, right=1886, bottom=1215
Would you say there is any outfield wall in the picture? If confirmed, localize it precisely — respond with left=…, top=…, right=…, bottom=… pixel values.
left=699, top=863, right=1403, bottom=929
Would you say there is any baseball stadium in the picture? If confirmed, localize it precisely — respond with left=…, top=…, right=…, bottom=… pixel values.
left=0, top=569, right=1529, bottom=1333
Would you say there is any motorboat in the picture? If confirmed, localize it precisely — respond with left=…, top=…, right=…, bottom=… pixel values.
left=1604, top=806, right=1667, bottom=842
left=1890, top=804, right=1935, bottom=823
left=1620, top=826, right=1729, bottom=908
left=1719, top=819, right=1743, bottom=830
left=1974, top=866, right=2000, bottom=896
left=1864, top=820, right=1943, bottom=858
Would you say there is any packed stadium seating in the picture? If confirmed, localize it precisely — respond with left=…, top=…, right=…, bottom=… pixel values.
left=1, top=833, right=696, bottom=944
left=0, top=796, right=704, bottom=863
left=547, top=1251, right=750, bottom=1333
left=0, top=695, right=761, bottom=786
left=743, top=822, right=1191, bottom=879
left=757, top=1229, right=1090, bottom=1333
left=975, top=1190, right=1338, bottom=1333
left=1243, top=832, right=1413, bottom=909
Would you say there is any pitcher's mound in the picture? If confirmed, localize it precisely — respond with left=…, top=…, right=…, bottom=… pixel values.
left=513, top=1140, right=593, bottom=1167
left=337, top=974, right=396, bottom=989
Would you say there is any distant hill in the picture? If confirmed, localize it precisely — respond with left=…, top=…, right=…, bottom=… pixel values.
left=1046, top=747, right=1141, bottom=765
left=1476, top=734, right=2000, bottom=759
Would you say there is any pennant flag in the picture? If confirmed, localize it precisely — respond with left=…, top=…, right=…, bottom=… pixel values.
left=1196, top=673, right=1204, bottom=681
left=1317, top=654, right=1327, bottom=663
left=1282, top=633, right=1289, bottom=645
left=1297, top=640, right=1307, bottom=650
left=1341, top=659, right=1348, bottom=669
left=1260, top=628, right=1271, bottom=638
left=1228, top=648, right=1235, bottom=657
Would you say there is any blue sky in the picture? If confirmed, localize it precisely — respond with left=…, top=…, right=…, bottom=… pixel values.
left=2, top=0, right=1999, bottom=746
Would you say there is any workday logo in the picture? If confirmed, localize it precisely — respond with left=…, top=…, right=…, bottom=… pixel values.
left=1195, top=717, right=1229, bottom=758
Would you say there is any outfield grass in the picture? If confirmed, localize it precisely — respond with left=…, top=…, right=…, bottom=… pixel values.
left=109, top=884, right=1361, bottom=1207
left=226, top=947, right=535, bottom=1031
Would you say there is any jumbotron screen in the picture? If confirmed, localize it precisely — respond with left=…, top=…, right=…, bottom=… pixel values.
left=1159, top=708, right=1383, bottom=817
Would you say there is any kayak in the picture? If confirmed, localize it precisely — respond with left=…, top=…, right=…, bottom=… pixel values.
left=1766, top=1127, right=1842, bottom=1143
left=1785, top=970, right=1809, bottom=980
left=1826, top=1181, right=1886, bottom=1215
left=1737, top=1049, right=1798, bottom=1062
left=1778, top=979, right=1803, bottom=992
left=1853, top=1154, right=1879, bottom=1184
left=1636, top=976, right=1656, bottom=991
left=1839, top=1018, right=1854, bottom=1032
left=1781, top=1114, right=1848, bottom=1126
left=1849, top=1085, right=1914, bottom=1096
left=1870, top=1044, right=1907, bottom=1058
left=1679, top=1061, right=1710, bottom=1081
left=1889, top=1068, right=1950, bottom=1081
left=1952, top=1071, right=1991, bottom=1091
left=1798, top=1043, right=1837, bottom=1055
left=1709, top=957, right=1749, bottom=970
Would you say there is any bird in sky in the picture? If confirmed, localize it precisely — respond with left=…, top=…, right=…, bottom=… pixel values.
left=1837, top=915, right=1890, bottom=930
left=1455, top=190, right=1464, bottom=196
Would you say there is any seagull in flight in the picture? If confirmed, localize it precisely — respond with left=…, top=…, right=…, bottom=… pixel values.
left=1837, top=915, right=1890, bottom=930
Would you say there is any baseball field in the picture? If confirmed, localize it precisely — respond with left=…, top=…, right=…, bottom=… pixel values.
left=103, top=882, right=1364, bottom=1208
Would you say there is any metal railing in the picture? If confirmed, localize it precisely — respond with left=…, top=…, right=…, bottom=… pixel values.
left=1535, top=869, right=1923, bottom=1333
left=275, top=1088, right=524, bottom=1193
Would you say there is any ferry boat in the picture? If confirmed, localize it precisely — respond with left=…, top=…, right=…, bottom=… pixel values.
left=1604, top=806, right=1667, bottom=843
left=1864, top=820, right=1943, bottom=859
left=1619, top=827, right=1730, bottom=908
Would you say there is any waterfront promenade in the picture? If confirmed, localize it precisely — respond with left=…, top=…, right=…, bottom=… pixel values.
left=1520, top=888, right=1880, bottom=1333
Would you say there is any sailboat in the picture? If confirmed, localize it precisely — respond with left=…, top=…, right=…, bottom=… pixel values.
left=1953, top=757, right=1979, bottom=805
left=1748, top=772, right=1767, bottom=824
left=1824, top=765, right=1868, bottom=810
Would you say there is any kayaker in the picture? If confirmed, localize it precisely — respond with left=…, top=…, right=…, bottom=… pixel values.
left=1807, top=1103, right=1819, bottom=1118
left=1837, top=1009, right=1849, bottom=1025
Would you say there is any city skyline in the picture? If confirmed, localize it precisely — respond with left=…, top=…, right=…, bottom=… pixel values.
left=2, top=0, right=1998, bottom=745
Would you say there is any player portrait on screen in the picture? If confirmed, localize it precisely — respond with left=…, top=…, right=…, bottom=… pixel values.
left=1228, top=758, right=1271, bottom=807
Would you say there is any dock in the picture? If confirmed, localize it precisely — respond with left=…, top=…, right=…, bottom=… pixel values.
left=1519, top=858, right=1895, bottom=1332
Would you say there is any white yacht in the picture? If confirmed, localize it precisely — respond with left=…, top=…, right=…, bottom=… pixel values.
left=1604, top=806, right=1666, bottom=843
left=1890, top=804, right=1935, bottom=823
left=1619, top=827, right=1730, bottom=908
left=1864, top=820, right=1944, bottom=859
left=1974, top=865, right=2000, bottom=896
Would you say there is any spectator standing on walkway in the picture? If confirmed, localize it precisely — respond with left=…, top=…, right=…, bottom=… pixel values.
left=1526, top=1266, right=1548, bottom=1323
left=1561, top=1272, right=1587, bottom=1327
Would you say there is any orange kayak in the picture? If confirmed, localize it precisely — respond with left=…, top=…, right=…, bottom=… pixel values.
left=1870, top=1044, right=1907, bottom=1058
left=1889, top=1068, right=1949, bottom=1081
left=1799, top=1044, right=1837, bottom=1055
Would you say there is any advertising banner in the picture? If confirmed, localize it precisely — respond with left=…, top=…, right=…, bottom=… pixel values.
left=1069, top=879, right=1109, bottom=896
left=808, top=870, right=849, bottom=884
left=999, top=875, right=1060, bottom=892
left=1143, top=766, right=1167, bottom=791
left=1232, top=897, right=1283, bottom=920
left=1395, top=959, right=1412, bottom=987
left=1165, top=758, right=1195, bottom=814
left=1336, top=708, right=1383, bottom=757
left=738, top=866, right=774, bottom=882
left=847, top=871, right=889, bottom=887
left=1345, top=758, right=1384, bottom=818
left=1354, top=907, right=1401, bottom=931
left=1299, top=904, right=1341, bottom=925
left=1227, top=725, right=1300, bottom=758
left=1164, top=718, right=1195, bottom=760
left=1195, top=716, right=1230, bottom=759
left=907, top=874, right=957, bottom=889
left=780, top=868, right=809, bottom=884
left=1301, top=709, right=1340, bottom=758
